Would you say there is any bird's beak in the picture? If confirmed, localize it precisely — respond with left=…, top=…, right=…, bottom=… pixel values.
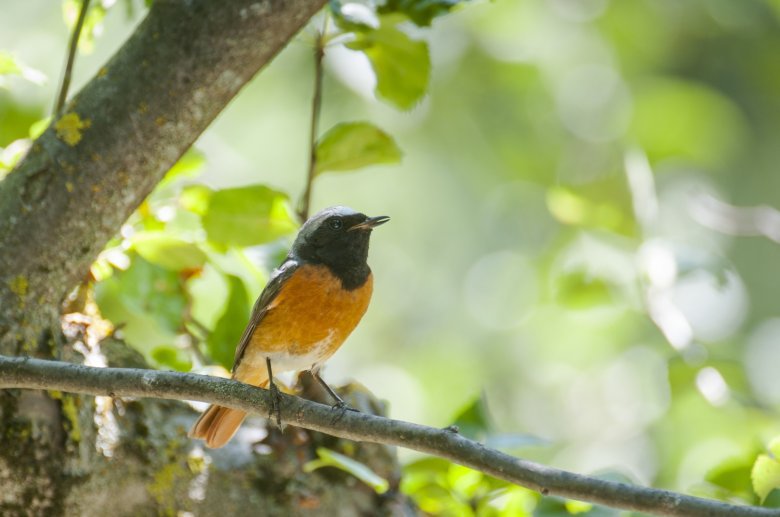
left=348, top=215, right=390, bottom=231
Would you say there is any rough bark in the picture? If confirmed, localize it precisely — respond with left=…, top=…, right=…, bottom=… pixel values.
left=0, top=0, right=325, bottom=354
left=0, top=1, right=332, bottom=513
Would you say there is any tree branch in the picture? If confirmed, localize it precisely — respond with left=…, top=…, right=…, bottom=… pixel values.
left=297, top=17, right=327, bottom=223
left=0, top=0, right=326, bottom=352
left=54, top=0, right=92, bottom=116
left=0, top=356, right=772, bottom=517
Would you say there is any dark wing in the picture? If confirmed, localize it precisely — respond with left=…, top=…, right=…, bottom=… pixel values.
left=231, top=258, right=299, bottom=370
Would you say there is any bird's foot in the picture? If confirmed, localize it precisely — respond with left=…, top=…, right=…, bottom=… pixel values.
left=329, top=399, right=359, bottom=424
left=268, top=381, right=284, bottom=431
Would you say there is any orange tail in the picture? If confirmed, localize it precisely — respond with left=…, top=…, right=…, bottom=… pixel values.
left=189, top=368, right=269, bottom=448
left=188, top=405, right=247, bottom=448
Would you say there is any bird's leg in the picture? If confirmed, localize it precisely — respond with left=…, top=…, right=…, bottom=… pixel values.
left=265, top=357, right=283, bottom=429
left=313, top=370, right=358, bottom=423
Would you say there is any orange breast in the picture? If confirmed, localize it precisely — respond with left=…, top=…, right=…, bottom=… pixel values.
left=235, top=264, right=373, bottom=382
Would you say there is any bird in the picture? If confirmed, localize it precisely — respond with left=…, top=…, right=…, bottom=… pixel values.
left=189, top=206, right=389, bottom=448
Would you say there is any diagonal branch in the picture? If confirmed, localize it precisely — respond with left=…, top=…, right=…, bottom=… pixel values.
left=0, top=0, right=327, bottom=352
left=0, top=355, right=772, bottom=517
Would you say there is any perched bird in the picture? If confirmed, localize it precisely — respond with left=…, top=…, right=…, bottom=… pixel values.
left=189, top=206, right=389, bottom=448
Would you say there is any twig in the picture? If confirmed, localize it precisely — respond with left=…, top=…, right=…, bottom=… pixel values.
left=54, top=0, right=92, bottom=116
left=0, top=355, right=774, bottom=517
left=297, top=16, right=328, bottom=223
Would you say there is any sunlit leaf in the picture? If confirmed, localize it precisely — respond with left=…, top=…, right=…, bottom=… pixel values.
left=0, top=51, right=46, bottom=87
left=160, top=148, right=205, bottom=186
left=706, top=455, right=756, bottom=501
left=630, top=78, right=747, bottom=168
left=206, top=275, right=251, bottom=369
left=131, top=232, right=207, bottom=271
left=446, top=464, right=483, bottom=498
left=555, top=271, right=614, bottom=309
left=379, top=0, right=465, bottom=26
left=347, top=22, right=430, bottom=110
left=753, top=438, right=780, bottom=503
left=564, top=500, right=593, bottom=514
left=185, top=263, right=229, bottom=331
left=315, top=121, right=402, bottom=175
left=179, top=185, right=212, bottom=216
left=95, top=256, right=186, bottom=363
left=0, top=51, right=21, bottom=76
left=304, top=447, right=390, bottom=494
left=202, top=185, right=297, bottom=247
left=29, top=117, right=51, bottom=139
left=151, top=345, right=191, bottom=372
left=546, top=187, right=624, bottom=232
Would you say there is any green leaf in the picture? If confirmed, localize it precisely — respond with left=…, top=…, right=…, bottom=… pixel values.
left=151, top=345, right=191, bottom=372
left=630, top=78, right=747, bottom=168
left=94, top=256, right=186, bottom=362
left=29, top=117, right=51, bottom=139
left=0, top=51, right=21, bottom=76
left=347, top=23, right=430, bottom=110
left=160, top=148, right=206, bottom=186
left=0, top=51, right=46, bottom=87
left=206, top=275, right=251, bottom=369
left=179, top=185, right=213, bottom=216
left=379, top=0, right=465, bottom=27
left=753, top=438, right=780, bottom=503
left=304, top=447, right=389, bottom=494
left=451, top=394, right=492, bottom=441
left=753, top=455, right=780, bottom=503
left=706, top=455, right=756, bottom=500
left=315, top=121, right=402, bottom=175
left=202, top=185, right=297, bottom=247
left=131, top=232, right=207, bottom=271
left=554, top=270, right=614, bottom=309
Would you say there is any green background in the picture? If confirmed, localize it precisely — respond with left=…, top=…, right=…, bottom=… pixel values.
left=3, top=0, right=780, bottom=513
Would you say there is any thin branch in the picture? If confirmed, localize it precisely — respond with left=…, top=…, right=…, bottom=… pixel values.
left=0, top=356, right=773, bottom=517
left=297, top=16, right=328, bottom=223
left=54, top=0, right=92, bottom=116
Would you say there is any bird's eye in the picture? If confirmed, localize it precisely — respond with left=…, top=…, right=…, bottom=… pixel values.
left=329, top=218, right=343, bottom=230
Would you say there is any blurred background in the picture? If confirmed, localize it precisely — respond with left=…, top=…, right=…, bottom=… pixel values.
left=3, top=0, right=780, bottom=511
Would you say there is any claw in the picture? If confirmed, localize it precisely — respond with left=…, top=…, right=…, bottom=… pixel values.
left=329, top=399, right=359, bottom=424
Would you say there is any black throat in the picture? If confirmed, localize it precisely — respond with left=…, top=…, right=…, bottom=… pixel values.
left=294, top=236, right=372, bottom=291
left=326, top=261, right=371, bottom=291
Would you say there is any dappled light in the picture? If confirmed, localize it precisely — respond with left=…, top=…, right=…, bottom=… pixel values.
left=2, top=0, right=780, bottom=514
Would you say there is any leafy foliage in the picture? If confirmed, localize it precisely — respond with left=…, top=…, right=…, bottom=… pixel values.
left=379, top=0, right=465, bottom=27
left=206, top=275, right=251, bottom=370
left=346, top=21, right=430, bottom=109
left=3, top=0, right=780, bottom=513
left=753, top=438, right=780, bottom=504
left=315, top=121, right=402, bottom=174
left=304, top=446, right=390, bottom=494
left=202, top=186, right=297, bottom=248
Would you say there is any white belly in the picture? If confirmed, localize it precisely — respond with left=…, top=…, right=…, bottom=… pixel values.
left=241, top=330, right=336, bottom=375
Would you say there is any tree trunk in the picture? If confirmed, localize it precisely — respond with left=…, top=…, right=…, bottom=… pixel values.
left=0, top=2, right=415, bottom=514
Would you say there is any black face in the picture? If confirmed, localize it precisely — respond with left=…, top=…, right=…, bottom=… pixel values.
left=291, top=206, right=389, bottom=289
